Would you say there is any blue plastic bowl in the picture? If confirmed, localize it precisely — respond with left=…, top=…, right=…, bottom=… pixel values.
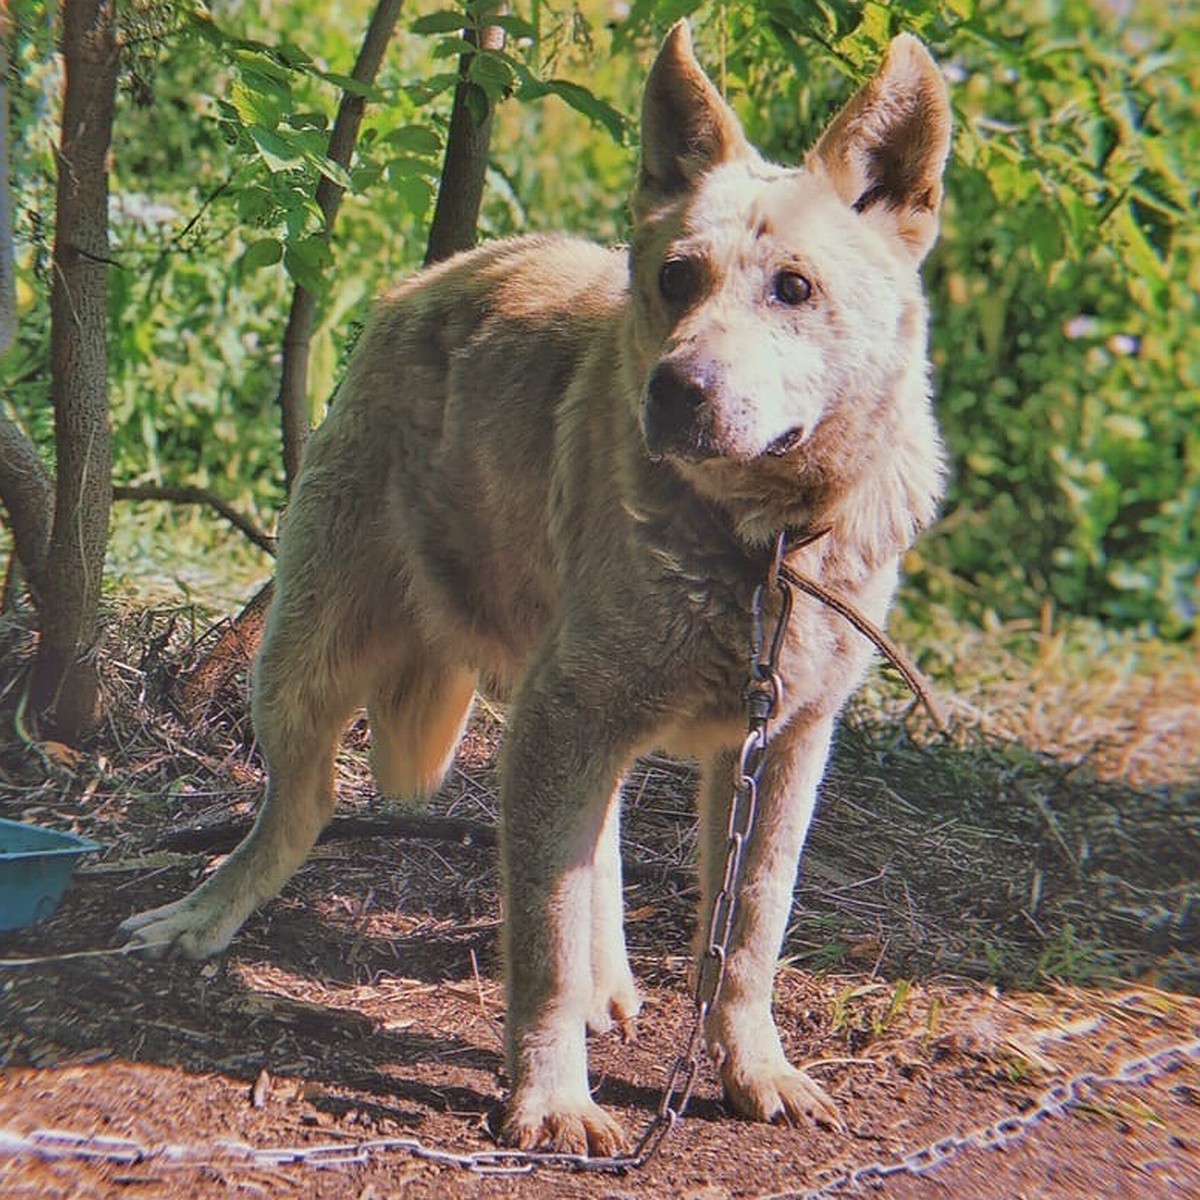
left=0, top=817, right=100, bottom=931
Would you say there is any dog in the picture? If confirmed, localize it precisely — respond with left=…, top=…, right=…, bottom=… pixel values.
left=122, top=21, right=951, bottom=1155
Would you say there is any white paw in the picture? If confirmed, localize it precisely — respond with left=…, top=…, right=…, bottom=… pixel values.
left=502, top=1093, right=628, bottom=1156
left=586, top=969, right=642, bottom=1038
left=119, top=895, right=241, bottom=961
left=722, top=1062, right=844, bottom=1131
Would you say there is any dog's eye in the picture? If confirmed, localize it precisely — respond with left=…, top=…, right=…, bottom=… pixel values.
left=773, top=271, right=812, bottom=306
left=659, top=258, right=701, bottom=307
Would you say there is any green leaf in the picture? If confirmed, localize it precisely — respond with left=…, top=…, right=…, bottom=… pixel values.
left=319, top=71, right=378, bottom=99
left=490, top=14, right=538, bottom=40
left=232, top=49, right=293, bottom=86
left=284, top=236, right=333, bottom=295
left=304, top=152, right=353, bottom=190
left=230, top=80, right=283, bottom=129
left=411, top=11, right=470, bottom=35
left=248, top=125, right=304, bottom=172
left=382, top=125, right=443, bottom=156
left=392, top=176, right=433, bottom=220
left=386, top=155, right=438, bottom=181
left=406, top=73, right=461, bottom=105
left=464, top=81, right=490, bottom=125
left=518, top=78, right=629, bottom=144
left=240, top=238, right=283, bottom=271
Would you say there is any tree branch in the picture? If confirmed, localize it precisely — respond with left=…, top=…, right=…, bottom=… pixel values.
left=0, top=411, right=54, bottom=586
left=424, top=14, right=507, bottom=266
left=112, top=483, right=277, bottom=555
left=277, top=0, right=403, bottom=492
left=156, top=810, right=691, bottom=887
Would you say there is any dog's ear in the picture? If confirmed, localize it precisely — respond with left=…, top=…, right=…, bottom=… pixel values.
left=635, top=21, right=750, bottom=214
left=810, top=34, right=951, bottom=261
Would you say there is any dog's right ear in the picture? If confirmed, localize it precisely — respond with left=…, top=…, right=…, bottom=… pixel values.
left=634, top=21, right=750, bottom=216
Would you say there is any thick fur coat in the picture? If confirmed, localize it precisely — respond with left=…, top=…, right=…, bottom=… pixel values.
left=123, top=22, right=952, bottom=1155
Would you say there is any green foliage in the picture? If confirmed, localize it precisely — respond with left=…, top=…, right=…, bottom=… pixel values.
left=3, top=0, right=1195, bottom=634
left=677, top=0, right=1198, bottom=636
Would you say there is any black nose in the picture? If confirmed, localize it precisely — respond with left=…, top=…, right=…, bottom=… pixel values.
left=644, top=361, right=714, bottom=459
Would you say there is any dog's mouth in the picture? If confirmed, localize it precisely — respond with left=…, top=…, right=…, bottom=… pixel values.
left=764, top=426, right=806, bottom=457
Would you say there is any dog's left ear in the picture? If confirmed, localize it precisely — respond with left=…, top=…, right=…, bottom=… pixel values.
left=634, top=20, right=751, bottom=217
left=810, top=35, right=952, bottom=262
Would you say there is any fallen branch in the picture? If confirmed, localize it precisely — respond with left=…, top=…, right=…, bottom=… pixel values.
left=113, top=483, right=276, bottom=555
left=157, top=810, right=692, bottom=887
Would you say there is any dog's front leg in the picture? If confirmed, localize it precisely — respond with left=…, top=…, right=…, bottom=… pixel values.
left=698, top=714, right=844, bottom=1130
left=498, top=654, right=632, bottom=1156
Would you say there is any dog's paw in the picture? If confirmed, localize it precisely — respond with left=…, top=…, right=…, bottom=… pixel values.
left=722, top=1064, right=844, bottom=1132
left=586, top=972, right=642, bottom=1040
left=502, top=1096, right=628, bottom=1157
left=119, top=896, right=239, bottom=961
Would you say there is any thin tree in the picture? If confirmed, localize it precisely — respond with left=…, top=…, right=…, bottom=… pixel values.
left=424, top=11, right=507, bottom=265
left=0, top=1, right=120, bottom=740
left=277, top=0, right=402, bottom=492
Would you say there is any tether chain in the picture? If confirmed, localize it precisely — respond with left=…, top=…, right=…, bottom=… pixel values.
left=791, top=1037, right=1200, bottom=1199
left=4, top=1037, right=1197, bottom=1180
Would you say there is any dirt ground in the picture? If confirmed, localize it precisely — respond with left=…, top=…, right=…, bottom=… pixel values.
left=1, top=613, right=1198, bottom=1198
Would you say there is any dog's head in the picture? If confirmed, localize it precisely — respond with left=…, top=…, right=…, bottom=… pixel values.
left=628, top=22, right=951, bottom=538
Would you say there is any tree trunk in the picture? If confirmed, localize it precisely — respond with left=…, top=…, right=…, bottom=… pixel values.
left=0, top=5, right=15, bottom=356
left=277, top=0, right=402, bottom=492
left=423, top=16, right=507, bottom=266
left=0, top=411, right=54, bottom=589
left=28, top=0, right=120, bottom=739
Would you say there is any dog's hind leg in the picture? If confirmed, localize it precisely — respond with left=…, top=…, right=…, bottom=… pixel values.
left=120, top=585, right=373, bottom=960
left=368, top=658, right=477, bottom=802
left=586, top=783, right=641, bottom=1037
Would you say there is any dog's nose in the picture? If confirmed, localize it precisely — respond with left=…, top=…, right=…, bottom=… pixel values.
left=644, top=361, right=714, bottom=459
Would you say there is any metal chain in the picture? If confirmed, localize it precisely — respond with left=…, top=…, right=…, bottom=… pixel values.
left=790, top=1037, right=1200, bottom=1199
left=4, top=1037, right=1197, bottom=1181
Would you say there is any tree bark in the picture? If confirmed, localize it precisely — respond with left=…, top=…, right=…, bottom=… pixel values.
left=277, top=0, right=402, bottom=492
left=0, top=5, right=15, bottom=356
left=28, top=0, right=120, bottom=739
left=0, top=411, right=54, bottom=586
left=423, top=16, right=507, bottom=266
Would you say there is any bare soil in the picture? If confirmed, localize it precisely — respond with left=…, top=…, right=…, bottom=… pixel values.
left=1, top=609, right=1198, bottom=1197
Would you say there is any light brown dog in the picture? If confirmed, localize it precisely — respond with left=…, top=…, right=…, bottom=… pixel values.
left=123, top=22, right=951, bottom=1154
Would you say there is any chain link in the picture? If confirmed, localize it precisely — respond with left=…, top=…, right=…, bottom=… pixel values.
left=4, top=1037, right=1196, bottom=1181
left=791, top=1037, right=1200, bottom=1199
